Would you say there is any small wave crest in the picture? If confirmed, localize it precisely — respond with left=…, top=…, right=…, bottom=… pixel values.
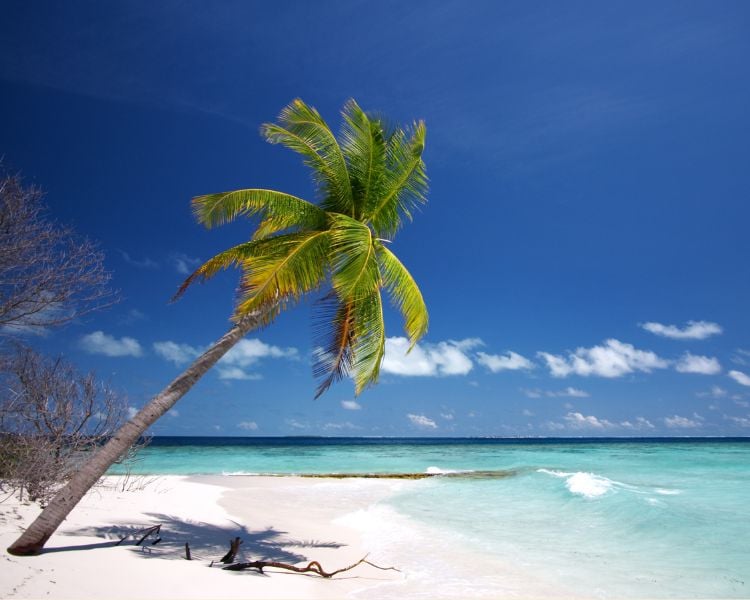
left=537, top=468, right=617, bottom=498
left=425, top=466, right=472, bottom=475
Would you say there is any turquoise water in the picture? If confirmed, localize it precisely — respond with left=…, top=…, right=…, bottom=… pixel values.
left=117, top=438, right=750, bottom=597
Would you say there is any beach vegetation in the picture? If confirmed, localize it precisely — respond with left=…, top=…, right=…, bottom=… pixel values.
left=7, top=98, right=429, bottom=555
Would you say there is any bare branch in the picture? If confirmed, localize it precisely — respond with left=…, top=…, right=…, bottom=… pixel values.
left=0, top=171, right=117, bottom=336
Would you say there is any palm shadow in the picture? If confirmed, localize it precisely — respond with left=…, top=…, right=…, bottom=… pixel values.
left=51, top=512, right=345, bottom=564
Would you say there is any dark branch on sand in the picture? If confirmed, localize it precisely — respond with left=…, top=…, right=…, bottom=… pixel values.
left=221, top=553, right=400, bottom=578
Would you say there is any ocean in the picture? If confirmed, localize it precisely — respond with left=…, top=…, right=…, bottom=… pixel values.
left=113, top=437, right=750, bottom=598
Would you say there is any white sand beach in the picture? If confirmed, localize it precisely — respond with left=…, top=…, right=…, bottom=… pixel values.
left=1, top=476, right=575, bottom=599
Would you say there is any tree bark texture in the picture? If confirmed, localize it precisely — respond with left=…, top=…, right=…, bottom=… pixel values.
left=7, top=312, right=264, bottom=556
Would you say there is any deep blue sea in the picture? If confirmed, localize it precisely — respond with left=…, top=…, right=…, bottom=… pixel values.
left=114, top=437, right=750, bottom=598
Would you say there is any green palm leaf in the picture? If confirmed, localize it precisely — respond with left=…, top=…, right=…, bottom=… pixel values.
left=366, top=121, right=427, bottom=237
left=377, top=243, right=428, bottom=347
left=261, top=99, right=354, bottom=215
left=191, top=188, right=327, bottom=235
left=235, top=229, right=331, bottom=316
left=312, top=294, right=355, bottom=399
left=350, top=290, right=386, bottom=395
left=340, top=99, right=386, bottom=220
left=329, top=213, right=381, bottom=301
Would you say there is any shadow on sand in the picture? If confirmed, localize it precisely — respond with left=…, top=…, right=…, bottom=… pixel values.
left=48, top=513, right=345, bottom=565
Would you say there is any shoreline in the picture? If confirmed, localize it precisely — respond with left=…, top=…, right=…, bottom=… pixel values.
left=1, top=475, right=577, bottom=599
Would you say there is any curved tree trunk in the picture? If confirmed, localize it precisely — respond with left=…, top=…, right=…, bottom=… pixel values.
left=7, top=311, right=264, bottom=556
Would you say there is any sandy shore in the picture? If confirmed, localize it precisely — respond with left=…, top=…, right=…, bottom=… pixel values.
left=1, top=475, right=577, bottom=599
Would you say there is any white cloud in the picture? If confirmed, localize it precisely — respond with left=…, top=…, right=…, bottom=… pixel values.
left=407, top=413, right=438, bottom=429
left=697, top=385, right=727, bottom=398
left=729, top=370, right=750, bottom=387
left=221, top=339, right=298, bottom=367
left=664, top=414, right=701, bottom=428
left=80, top=331, right=143, bottom=357
left=382, top=337, right=480, bottom=377
left=171, top=252, right=202, bottom=275
left=119, top=250, right=158, bottom=269
left=167, top=409, right=179, bottom=418
left=564, top=412, right=615, bottom=429
left=127, top=407, right=139, bottom=419
left=341, top=400, right=361, bottom=411
left=640, top=320, right=722, bottom=340
left=217, top=367, right=263, bottom=381
left=523, top=387, right=589, bottom=398
left=153, top=341, right=201, bottom=366
left=323, top=421, right=360, bottom=431
left=440, top=412, right=455, bottom=420
left=727, top=415, right=750, bottom=428
left=620, top=417, right=655, bottom=430
left=476, top=351, right=534, bottom=373
left=549, top=412, right=654, bottom=431
left=154, top=337, right=298, bottom=380
left=538, top=339, right=668, bottom=378
left=731, top=349, right=750, bottom=366
left=237, top=421, right=258, bottom=431
left=522, top=409, right=535, bottom=417
left=675, top=353, right=721, bottom=375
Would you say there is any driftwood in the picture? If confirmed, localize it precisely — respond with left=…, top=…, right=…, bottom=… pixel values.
left=219, top=536, right=243, bottom=564
left=222, top=554, right=400, bottom=578
left=116, top=524, right=162, bottom=546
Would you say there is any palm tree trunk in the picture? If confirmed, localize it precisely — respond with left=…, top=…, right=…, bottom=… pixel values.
left=7, top=311, right=264, bottom=556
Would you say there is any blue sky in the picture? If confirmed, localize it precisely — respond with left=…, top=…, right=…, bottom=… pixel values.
left=1, top=1, right=749, bottom=436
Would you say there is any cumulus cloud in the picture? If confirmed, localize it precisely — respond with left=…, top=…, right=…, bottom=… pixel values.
left=407, top=413, right=438, bottom=429
left=237, top=421, right=258, bottom=431
left=476, top=351, right=534, bottom=373
left=80, top=331, right=143, bottom=357
left=167, top=409, right=179, bottom=417
left=640, top=320, right=722, bottom=340
left=153, top=341, right=201, bottom=365
left=222, top=339, right=298, bottom=366
left=341, top=400, right=361, bottom=411
left=675, top=353, right=722, bottom=375
left=729, top=370, right=750, bottom=387
left=538, top=339, right=668, bottom=378
left=664, top=414, right=702, bottom=428
left=548, top=412, right=654, bottom=431
left=127, top=407, right=139, bottom=419
left=154, top=337, right=298, bottom=381
left=620, top=417, right=655, bottom=430
left=382, top=337, right=480, bottom=377
left=564, top=412, right=615, bottom=429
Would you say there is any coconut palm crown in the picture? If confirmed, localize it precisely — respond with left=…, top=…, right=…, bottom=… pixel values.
left=178, top=98, right=429, bottom=397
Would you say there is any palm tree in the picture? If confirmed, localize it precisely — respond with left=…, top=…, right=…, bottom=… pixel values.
left=7, top=98, right=429, bottom=555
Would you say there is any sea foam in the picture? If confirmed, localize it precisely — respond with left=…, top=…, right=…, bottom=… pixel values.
left=537, top=469, right=617, bottom=498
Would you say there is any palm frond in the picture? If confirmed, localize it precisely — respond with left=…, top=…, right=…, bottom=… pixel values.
left=340, top=99, right=386, bottom=220
left=329, top=214, right=380, bottom=301
left=366, top=121, right=427, bottom=237
left=191, top=188, right=327, bottom=234
left=350, top=290, right=386, bottom=395
left=235, top=229, right=331, bottom=316
left=261, top=99, right=354, bottom=215
left=173, top=238, right=271, bottom=301
left=377, top=243, right=428, bottom=348
left=312, top=294, right=355, bottom=399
